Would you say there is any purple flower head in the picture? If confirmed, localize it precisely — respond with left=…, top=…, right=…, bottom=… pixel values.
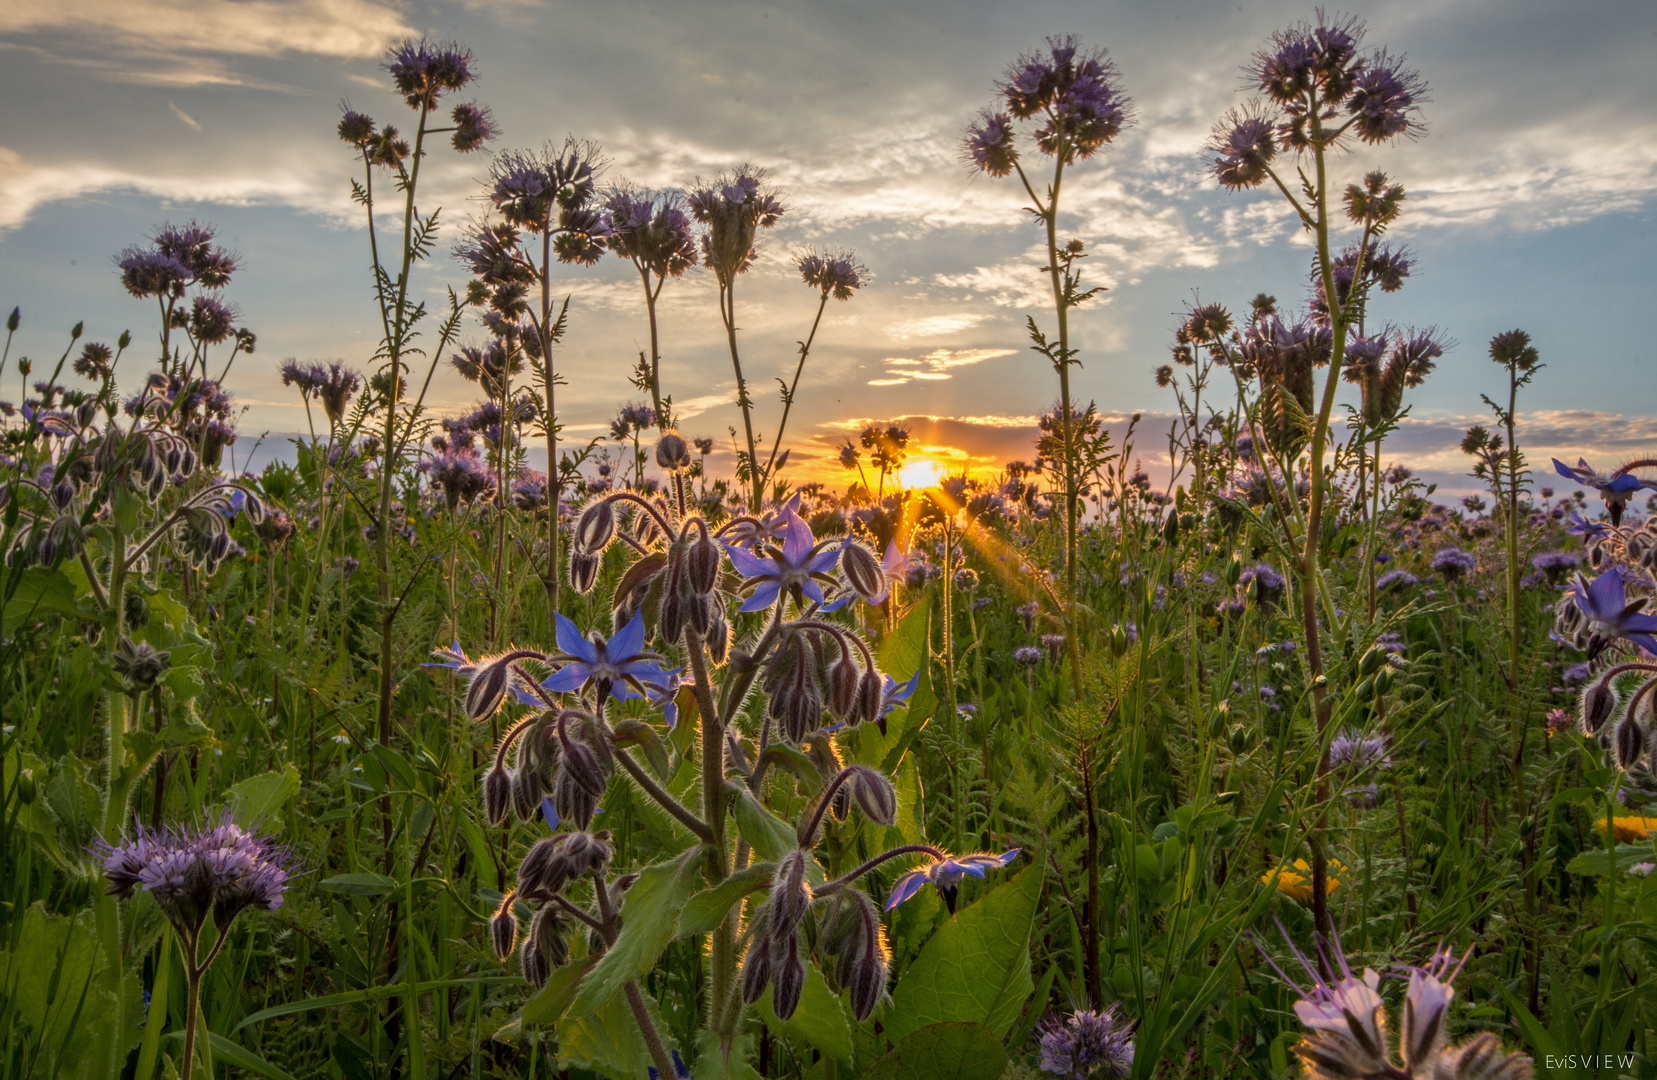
left=116, top=250, right=190, bottom=299
left=1014, top=645, right=1042, bottom=667
left=1568, top=567, right=1657, bottom=659
left=688, top=167, right=785, bottom=285
left=1209, top=104, right=1278, bottom=190
left=488, top=140, right=608, bottom=235
left=796, top=247, right=868, bottom=301
left=94, top=812, right=291, bottom=936
left=726, top=510, right=841, bottom=612
left=1038, top=1005, right=1135, bottom=1080
left=1531, top=549, right=1581, bottom=584
left=1249, top=14, right=1365, bottom=109
left=337, top=108, right=376, bottom=146
left=603, top=186, right=698, bottom=279
left=153, top=222, right=236, bottom=286
left=963, top=110, right=1017, bottom=176
left=449, top=102, right=496, bottom=153
left=511, top=469, right=548, bottom=512
left=1253, top=919, right=1388, bottom=1078
left=418, top=448, right=491, bottom=510
left=188, top=296, right=237, bottom=345
left=1429, top=546, right=1476, bottom=581
left=1346, top=51, right=1427, bottom=144
left=384, top=38, right=475, bottom=109
left=997, top=36, right=1131, bottom=161
left=1553, top=458, right=1650, bottom=525
left=1329, top=728, right=1391, bottom=774
left=886, top=849, right=1020, bottom=915
left=542, top=610, right=671, bottom=702
left=1376, top=568, right=1419, bottom=592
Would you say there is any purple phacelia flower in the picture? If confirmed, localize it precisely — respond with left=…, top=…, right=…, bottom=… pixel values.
left=1429, top=547, right=1475, bottom=581
left=603, top=186, right=698, bottom=279
left=1329, top=728, right=1391, bottom=773
left=963, top=110, right=1017, bottom=176
left=1037, top=1005, right=1135, bottom=1079
left=797, top=247, right=868, bottom=301
left=94, top=812, right=291, bottom=935
left=384, top=37, right=475, bottom=110
left=688, top=167, right=785, bottom=285
left=1209, top=104, right=1278, bottom=190
left=1346, top=52, right=1427, bottom=144
left=448, top=102, right=496, bottom=153
left=997, top=35, right=1131, bottom=161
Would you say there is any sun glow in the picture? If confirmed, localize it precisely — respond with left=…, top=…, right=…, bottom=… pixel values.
left=897, top=459, right=942, bottom=490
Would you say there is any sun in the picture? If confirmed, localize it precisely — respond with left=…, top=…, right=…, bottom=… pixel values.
left=897, top=459, right=942, bottom=490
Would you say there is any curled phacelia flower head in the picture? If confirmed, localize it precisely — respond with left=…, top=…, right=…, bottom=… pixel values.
left=94, top=812, right=292, bottom=936
left=384, top=37, right=475, bottom=110
left=998, top=35, right=1132, bottom=161
left=963, top=110, right=1018, bottom=176
left=1209, top=104, right=1278, bottom=190
left=796, top=247, right=868, bottom=301
left=1038, top=1004, right=1136, bottom=1080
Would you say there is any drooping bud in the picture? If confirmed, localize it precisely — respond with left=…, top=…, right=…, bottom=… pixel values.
left=1616, top=718, right=1645, bottom=769
left=771, top=932, right=806, bottom=1020
left=510, top=766, right=543, bottom=822
left=741, top=931, right=773, bottom=1005
left=1580, top=681, right=1617, bottom=735
left=704, top=608, right=730, bottom=666
left=528, top=902, right=572, bottom=970
left=767, top=850, right=813, bottom=940
left=828, top=651, right=861, bottom=720
left=570, top=550, right=601, bottom=594
left=655, top=431, right=691, bottom=471
left=769, top=636, right=823, bottom=745
left=520, top=931, right=550, bottom=988
left=659, top=547, right=687, bottom=643
left=574, top=498, right=617, bottom=553
left=686, top=527, right=721, bottom=595
left=465, top=654, right=515, bottom=722
left=490, top=891, right=518, bottom=959
left=483, top=763, right=513, bottom=826
left=836, top=892, right=888, bottom=1021
left=846, top=765, right=897, bottom=826
left=856, top=668, right=885, bottom=727
left=839, top=540, right=883, bottom=602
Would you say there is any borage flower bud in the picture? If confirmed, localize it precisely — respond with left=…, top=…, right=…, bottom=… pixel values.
left=828, top=651, right=860, bottom=720
left=1616, top=718, right=1645, bottom=768
left=528, top=903, right=571, bottom=969
left=835, top=892, right=888, bottom=1021
left=570, top=550, right=601, bottom=594
left=464, top=653, right=517, bottom=722
left=510, top=766, right=543, bottom=822
left=1580, top=681, right=1617, bottom=735
left=574, top=498, right=616, bottom=553
left=655, top=431, right=691, bottom=471
left=840, top=540, right=883, bottom=602
left=483, top=763, right=512, bottom=826
left=846, top=765, right=897, bottom=826
left=686, top=527, right=721, bottom=596
left=519, top=930, right=551, bottom=988
left=740, top=930, right=773, bottom=1005
left=490, top=891, right=518, bottom=959
left=771, top=933, right=806, bottom=1020
left=704, top=608, right=731, bottom=666
left=856, top=668, right=885, bottom=727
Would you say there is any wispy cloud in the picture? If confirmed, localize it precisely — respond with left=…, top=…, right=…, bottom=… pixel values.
left=168, top=102, right=201, bottom=131
left=8, top=0, right=410, bottom=61
left=864, top=347, right=1017, bottom=386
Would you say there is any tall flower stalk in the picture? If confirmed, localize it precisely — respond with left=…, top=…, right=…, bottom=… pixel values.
left=962, top=35, right=1132, bottom=598
left=602, top=185, right=698, bottom=426
left=1207, top=12, right=1427, bottom=937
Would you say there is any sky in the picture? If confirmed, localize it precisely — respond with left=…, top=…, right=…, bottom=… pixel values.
left=3, top=0, right=1654, bottom=499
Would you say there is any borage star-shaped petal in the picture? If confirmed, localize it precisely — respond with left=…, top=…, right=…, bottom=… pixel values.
left=1568, top=567, right=1657, bottom=659
left=725, top=510, right=841, bottom=613
left=540, top=610, right=670, bottom=702
left=886, top=849, right=1020, bottom=915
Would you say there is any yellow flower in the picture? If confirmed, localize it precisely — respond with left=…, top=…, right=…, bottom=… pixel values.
left=1263, top=858, right=1345, bottom=903
left=1597, top=816, right=1657, bottom=843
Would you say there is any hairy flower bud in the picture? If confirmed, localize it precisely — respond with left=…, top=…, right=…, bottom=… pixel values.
left=771, top=933, right=806, bottom=1020
left=741, top=932, right=773, bottom=1005
left=483, top=764, right=513, bottom=827
left=828, top=652, right=861, bottom=720
left=856, top=668, right=885, bottom=727
left=769, top=637, right=823, bottom=745
left=519, top=931, right=550, bottom=988
left=465, top=654, right=515, bottom=722
left=846, top=765, right=898, bottom=826
left=510, top=767, right=542, bottom=822
left=768, top=851, right=813, bottom=940
left=686, top=529, right=721, bottom=595
left=575, top=498, right=616, bottom=553
left=528, top=902, right=572, bottom=970
left=1580, top=681, right=1618, bottom=735
left=112, top=635, right=170, bottom=691
left=835, top=892, right=888, bottom=1021
left=570, top=550, right=601, bottom=594
left=839, top=540, right=883, bottom=602
left=655, top=431, right=691, bottom=471
left=1616, top=718, right=1646, bottom=769
left=490, top=892, right=518, bottom=959
left=704, top=608, right=730, bottom=666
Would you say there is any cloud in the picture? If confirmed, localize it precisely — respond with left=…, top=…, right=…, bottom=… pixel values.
left=168, top=103, right=201, bottom=131
left=864, top=347, right=1017, bottom=386
left=886, top=313, right=989, bottom=339
left=8, top=0, right=411, bottom=61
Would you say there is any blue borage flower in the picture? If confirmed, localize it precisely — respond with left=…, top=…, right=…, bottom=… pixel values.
left=885, top=849, right=1020, bottom=914
left=1565, top=509, right=1610, bottom=543
left=541, top=610, right=672, bottom=702
left=725, top=509, right=840, bottom=612
left=1567, top=566, right=1657, bottom=658
left=1553, top=457, right=1650, bottom=526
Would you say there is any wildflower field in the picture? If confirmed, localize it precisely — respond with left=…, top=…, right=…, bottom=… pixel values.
left=6, top=15, right=1657, bottom=1080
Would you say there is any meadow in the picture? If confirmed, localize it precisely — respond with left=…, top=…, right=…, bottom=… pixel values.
left=4, top=16, right=1657, bottom=1080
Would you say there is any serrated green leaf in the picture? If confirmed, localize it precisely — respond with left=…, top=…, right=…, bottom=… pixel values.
left=557, top=981, right=676, bottom=1080
left=1564, top=842, right=1655, bottom=877
left=861, top=1022, right=1009, bottom=1080
left=679, top=862, right=774, bottom=940
left=517, top=955, right=599, bottom=1029
left=570, top=846, right=707, bottom=1017
left=755, top=959, right=853, bottom=1064
left=3, top=566, right=78, bottom=633
left=226, top=765, right=300, bottom=828
left=884, top=861, right=1041, bottom=1043
left=729, top=785, right=798, bottom=863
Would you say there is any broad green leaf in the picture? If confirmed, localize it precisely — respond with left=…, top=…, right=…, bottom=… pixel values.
left=558, top=983, right=675, bottom=1080
left=756, top=959, right=853, bottom=1064
left=2, top=566, right=78, bottom=633
left=158, top=663, right=206, bottom=701
left=44, top=755, right=101, bottom=851
left=861, top=1022, right=1009, bottom=1080
left=319, top=872, right=398, bottom=897
left=678, top=862, right=774, bottom=939
left=517, top=955, right=599, bottom=1029
left=570, top=846, right=707, bottom=1016
left=1563, top=843, right=1654, bottom=877
left=884, top=861, right=1041, bottom=1043
left=691, top=1028, right=764, bottom=1080
left=729, top=785, right=799, bottom=862
left=226, top=765, right=300, bottom=828
left=370, top=745, right=418, bottom=791
left=1, top=901, right=101, bottom=1057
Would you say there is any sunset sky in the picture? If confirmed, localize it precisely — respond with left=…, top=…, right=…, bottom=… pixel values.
left=3, top=0, right=1654, bottom=497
